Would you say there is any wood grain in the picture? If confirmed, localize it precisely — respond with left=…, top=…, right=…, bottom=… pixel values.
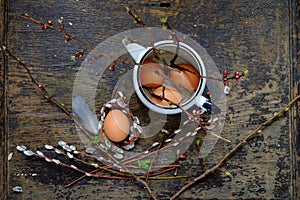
left=1, top=0, right=299, bottom=199
left=0, top=0, right=8, bottom=199
left=291, top=0, right=300, bottom=198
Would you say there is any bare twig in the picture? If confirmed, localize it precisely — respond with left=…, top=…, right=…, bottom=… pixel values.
left=20, top=14, right=134, bottom=65
left=1, top=46, right=73, bottom=118
left=2, top=10, right=256, bottom=200
left=170, top=95, right=300, bottom=200
left=1, top=46, right=158, bottom=200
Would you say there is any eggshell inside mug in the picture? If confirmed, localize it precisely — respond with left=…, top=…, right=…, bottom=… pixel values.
left=139, top=60, right=165, bottom=88
left=169, top=63, right=200, bottom=91
left=103, top=109, right=130, bottom=142
left=151, top=86, right=182, bottom=107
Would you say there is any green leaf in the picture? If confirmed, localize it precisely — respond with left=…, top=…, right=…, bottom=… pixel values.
left=137, top=159, right=151, bottom=170
left=159, top=50, right=166, bottom=54
left=91, top=135, right=100, bottom=144
left=243, top=69, right=249, bottom=75
left=160, top=17, right=168, bottom=23
left=225, top=172, right=232, bottom=177
left=196, top=138, right=201, bottom=146
left=70, top=55, right=76, bottom=62
left=125, top=6, right=130, bottom=12
left=162, top=24, right=168, bottom=29
left=57, top=18, right=63, bottom=24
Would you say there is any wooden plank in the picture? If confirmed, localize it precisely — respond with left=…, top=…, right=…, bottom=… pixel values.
left=291, top=0, right=300, bottom=198
left=0, top=0, right=8, bottom=199
left=1, top=0, right=298, bottom=199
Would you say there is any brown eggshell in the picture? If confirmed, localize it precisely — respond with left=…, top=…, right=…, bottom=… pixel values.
left=103, top=109, right=130, bottom=142
left=151, top=86, right=182, bottom=107
left=169, top=63, right=200, bottom=91
left=140, top=60, right=165, bottom=88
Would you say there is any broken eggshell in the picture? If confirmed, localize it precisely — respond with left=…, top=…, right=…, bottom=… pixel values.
left=169, top=63, right=200, bottom=91
left=139, top=59, right=165, bottom=88
left=150, top=85, right=183, bottom=107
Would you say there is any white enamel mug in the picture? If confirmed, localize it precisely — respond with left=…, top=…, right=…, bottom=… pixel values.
left=123, top=39, right=209, bottom=115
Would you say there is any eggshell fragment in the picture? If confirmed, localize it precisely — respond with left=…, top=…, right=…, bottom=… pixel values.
left=103, top=109, right=130, bottom=142
left=140, top=60, right=165, bottom=88
left=151, top=86, right=182, bottom=107
left=169, top=63, right=200, bottom=91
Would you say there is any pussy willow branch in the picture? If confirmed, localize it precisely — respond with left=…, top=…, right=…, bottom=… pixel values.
left=9, top=11, right=248, bottom=200
left=21, top=14, right=223, bottom=84
left=4, top=44, right=209, bottom=200
left=65, top=164, right=186, bottom=188
left=20, top=14, right=133, bottom=65
left=1, top=46, right=158, bottom=200
left=144, top=129, right=172, bottom=182
left=170, top=94, right=300, bottom=200
left=2, top=44, right=195, bottom=200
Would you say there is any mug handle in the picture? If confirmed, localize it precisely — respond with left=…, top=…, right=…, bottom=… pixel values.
left=195, top=95, right=212, bottom=114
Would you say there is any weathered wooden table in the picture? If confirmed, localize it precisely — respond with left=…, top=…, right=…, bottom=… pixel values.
left=1, top=0, right=299, bottom=199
